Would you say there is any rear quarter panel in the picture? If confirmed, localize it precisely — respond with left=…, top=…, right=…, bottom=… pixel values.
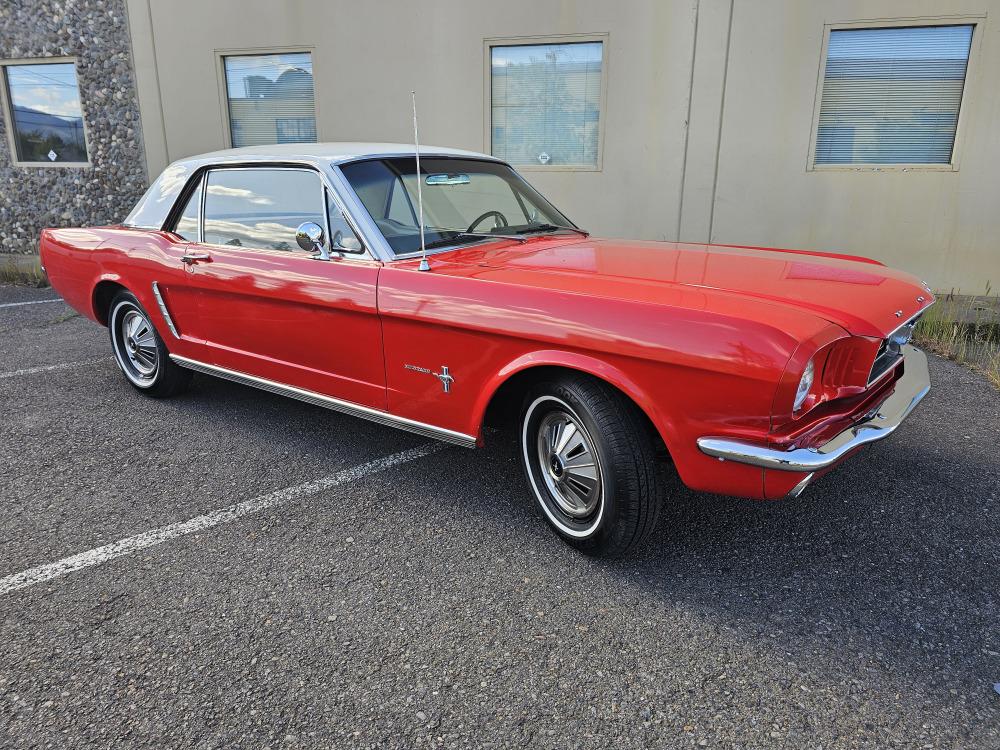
left=40, top=228, right=116, bottom=323
left=39, top=227, right=205, bottom=360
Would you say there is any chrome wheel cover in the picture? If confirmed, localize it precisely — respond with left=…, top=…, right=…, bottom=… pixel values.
left=522, top=395, right=606, bottom=538
left=121, top=310, right=158, bottom=376
left=536, top=410, right=601, bottom=518
left=111, top=302, right=158, bottom=386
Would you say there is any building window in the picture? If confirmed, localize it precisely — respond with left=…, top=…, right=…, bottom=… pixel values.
left=1, top=60, right=88, bottom=165
left=222, top=52, right=316, bottom=148
left=489, top=39, right=604, bottom=169
left=814, top=24, right=974, bottom=166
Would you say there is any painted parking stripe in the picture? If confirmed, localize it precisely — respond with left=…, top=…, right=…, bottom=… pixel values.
left=0, top=443, right=446, bottom=597
left=0, top=298, right=63, bottom=309
left=0, top=358, right=108, bottom=380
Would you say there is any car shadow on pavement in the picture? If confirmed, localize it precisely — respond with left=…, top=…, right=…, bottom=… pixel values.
left=468, top=431, right=998, bottom=709
left=181, top=369, right=998, bottom=711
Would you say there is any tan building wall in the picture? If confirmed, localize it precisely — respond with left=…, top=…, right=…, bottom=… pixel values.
left=126, top=0, right=1000, bottom=292
left=711, top=0, right=999, bottom=294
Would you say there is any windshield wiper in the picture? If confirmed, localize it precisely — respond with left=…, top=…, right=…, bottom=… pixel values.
left=451, top=230, right=528, bottom=243
left=424, top=229, right=528, bottom=247
left=515, top=223, right=590, bottom=237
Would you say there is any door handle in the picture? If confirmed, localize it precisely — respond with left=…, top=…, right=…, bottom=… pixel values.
left=181, top=251, right=212, bottom=265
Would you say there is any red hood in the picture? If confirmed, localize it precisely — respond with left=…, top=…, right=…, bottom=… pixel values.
left=438, top=237, right=933, bottom=339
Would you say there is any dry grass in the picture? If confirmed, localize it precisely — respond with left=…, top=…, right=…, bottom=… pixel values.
left=0, top=257, right=49, bottom=288
left=914, top=284, right=1000, bottom=390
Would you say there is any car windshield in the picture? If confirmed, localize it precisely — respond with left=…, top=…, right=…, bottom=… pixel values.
left=339, top=157, right=578, bottom=256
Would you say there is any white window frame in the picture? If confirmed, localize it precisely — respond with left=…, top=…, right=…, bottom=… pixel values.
left=807, top=16, right=984, bottom=173
left=214, top=45, right=319, bottom=149
left=0, top=56, right=91, bottom=169
left=483, top=33, right=610, bottom=172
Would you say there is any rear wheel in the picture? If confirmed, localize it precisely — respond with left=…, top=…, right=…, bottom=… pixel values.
left=108, top=290, right=191, bottom=397
left=519, top=374, right=664, bottom=557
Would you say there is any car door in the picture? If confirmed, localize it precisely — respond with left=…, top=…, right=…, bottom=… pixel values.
left=110, top=176, right=211, bottom=366
left=180, top=165, right=386, bottom=410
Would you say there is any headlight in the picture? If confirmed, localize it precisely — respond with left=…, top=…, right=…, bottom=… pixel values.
left=793, top=359, right=814, bottom=412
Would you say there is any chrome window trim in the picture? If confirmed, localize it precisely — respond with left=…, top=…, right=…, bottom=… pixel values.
left=171, top=161, right=378, bottom=262
left=321, top=186, right=334, bottom=256
left=200, top=164, right=372, bottom=260
left=169, top=354, right=478, bottom=448
left=335, top=151, right=505, bottom=165
left=196, top=170, right=207, bottom=243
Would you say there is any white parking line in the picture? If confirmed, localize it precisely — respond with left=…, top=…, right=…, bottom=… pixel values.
left=0, top=298, right=63, bottom=309
left=0, top=443, right=446, bottom=597
left=0, top=359, right=108, bottom=380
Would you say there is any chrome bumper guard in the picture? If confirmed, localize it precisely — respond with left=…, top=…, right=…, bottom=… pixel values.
left=697, top=345, right=931, bottom=472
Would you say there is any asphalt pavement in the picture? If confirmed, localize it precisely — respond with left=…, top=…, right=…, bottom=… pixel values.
left=1, top=284, right=998, bottom=749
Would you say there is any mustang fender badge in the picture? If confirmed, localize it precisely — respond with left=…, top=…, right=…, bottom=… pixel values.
left=405, top=364, right=455, bottom=393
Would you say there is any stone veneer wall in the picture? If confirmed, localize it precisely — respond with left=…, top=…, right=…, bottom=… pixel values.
left=0, top=0, right=147, bottom=256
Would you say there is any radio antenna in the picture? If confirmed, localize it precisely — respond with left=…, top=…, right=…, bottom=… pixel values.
left=411, top=91, right=430, bottom=272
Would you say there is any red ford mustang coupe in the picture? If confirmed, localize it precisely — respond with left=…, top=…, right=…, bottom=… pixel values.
left=40, top=143, right=933, bottom=557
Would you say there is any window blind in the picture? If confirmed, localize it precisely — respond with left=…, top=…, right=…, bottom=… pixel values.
left=223, top=53, right=316, bottom=148
left=491, top=41, right=603, bottom=167
left=815, top=25, right=974, bottom=165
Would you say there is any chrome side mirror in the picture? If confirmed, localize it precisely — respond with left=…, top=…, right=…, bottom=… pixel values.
left=295, top=221, right=329, bottom=261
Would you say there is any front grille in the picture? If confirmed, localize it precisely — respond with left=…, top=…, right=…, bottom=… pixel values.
left=868, top=339, right=900, bottom=385
left=867, top=313, right=922, bottom=385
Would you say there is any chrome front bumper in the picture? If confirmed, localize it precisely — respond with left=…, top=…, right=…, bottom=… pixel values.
left=697, top=345, right=931, bottom=472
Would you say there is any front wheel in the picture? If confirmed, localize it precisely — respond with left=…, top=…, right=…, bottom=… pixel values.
left=108, top=290, right=191, bottom=398
left=519, top=374, right=664, bottom=557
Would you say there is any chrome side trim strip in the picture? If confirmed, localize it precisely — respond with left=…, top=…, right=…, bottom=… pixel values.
left=151, top=282, right=179, bottom=339
left=169, top=355, right=478, bottom=448
left=697, top=345, right=931, bottom=472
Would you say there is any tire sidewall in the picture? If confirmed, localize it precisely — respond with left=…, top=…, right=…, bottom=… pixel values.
left=109, top=293, right=163, bottom=390
left=520, top=380, right=623, bottom=550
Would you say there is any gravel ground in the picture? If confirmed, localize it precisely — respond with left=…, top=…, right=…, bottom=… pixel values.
left=1, top=285, right=998, bottom=749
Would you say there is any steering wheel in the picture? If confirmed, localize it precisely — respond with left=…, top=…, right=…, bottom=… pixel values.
left=467, top=210, right=509, bottom=233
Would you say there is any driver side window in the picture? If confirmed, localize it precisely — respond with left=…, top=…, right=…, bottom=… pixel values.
left=202, top=167, right=325, bottom=252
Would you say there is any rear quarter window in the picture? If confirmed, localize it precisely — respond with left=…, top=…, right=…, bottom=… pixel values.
left=173, top=179, right=202, bottom=242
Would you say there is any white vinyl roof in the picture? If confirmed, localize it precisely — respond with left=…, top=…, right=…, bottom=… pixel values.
left=195, top=142, right=496, bottom=164
left=123, top=142, right=501, bottom=229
